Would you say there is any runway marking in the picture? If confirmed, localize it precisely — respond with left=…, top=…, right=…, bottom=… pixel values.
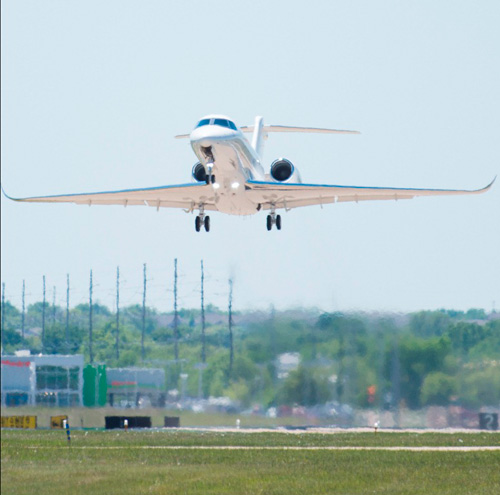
left=22, top=446, right=500, bottom=452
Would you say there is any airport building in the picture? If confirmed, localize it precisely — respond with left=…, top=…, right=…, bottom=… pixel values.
left=107, top=367, right=165, bottom=408
left=1, top=352, right=84, bottom=407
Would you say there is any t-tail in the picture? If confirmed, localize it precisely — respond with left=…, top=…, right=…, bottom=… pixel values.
left=242, top=117, right=360, bottom=159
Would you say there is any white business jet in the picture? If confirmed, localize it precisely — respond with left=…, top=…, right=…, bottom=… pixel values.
left=4, top=115, right=494, bottom=232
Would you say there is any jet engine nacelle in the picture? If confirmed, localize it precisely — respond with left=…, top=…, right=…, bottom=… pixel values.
left=270, top=158, right=301, bottom=183
left=192, top=162, right=207, bottom=182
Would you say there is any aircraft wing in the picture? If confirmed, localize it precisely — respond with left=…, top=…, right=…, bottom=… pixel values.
left=2, top=183, right=218, bottom=211
left=245, top=178, right=496, bottom=211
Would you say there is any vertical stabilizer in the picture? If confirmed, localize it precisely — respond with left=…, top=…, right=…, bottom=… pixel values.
left=251, top=116, right=267, bottom=159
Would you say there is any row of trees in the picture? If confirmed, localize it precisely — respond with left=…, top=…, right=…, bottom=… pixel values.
left=1, top=300, right=499, bottom=410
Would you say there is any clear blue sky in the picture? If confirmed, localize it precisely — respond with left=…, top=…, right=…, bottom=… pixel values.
left=2, top=1, right=499, bottom=314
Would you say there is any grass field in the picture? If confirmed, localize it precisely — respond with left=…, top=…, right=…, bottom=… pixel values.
left=2, top=430, right=499, bottom=494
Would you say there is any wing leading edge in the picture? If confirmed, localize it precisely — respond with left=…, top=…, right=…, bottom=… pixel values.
left=245, top=178, right=496, bottom=211
left=2, top=183, right=217, bottom=211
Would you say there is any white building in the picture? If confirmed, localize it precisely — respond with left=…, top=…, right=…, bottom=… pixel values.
left=275, top=352, right=301, bottom=379
left=1, top=352, right=84, bottom=407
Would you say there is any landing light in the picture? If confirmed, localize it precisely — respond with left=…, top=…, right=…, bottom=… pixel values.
left=231, top=182, right=240, bottom=189
left=212, top=183, right=220, bottom=190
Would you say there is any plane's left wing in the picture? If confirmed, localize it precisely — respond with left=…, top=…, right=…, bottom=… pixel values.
left=2, top=183, right=217, bottom=211
left=245, top=178, right=495, bottom=211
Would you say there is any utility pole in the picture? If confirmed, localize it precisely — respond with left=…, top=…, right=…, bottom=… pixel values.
left=201, top=260, right=206, bottom=363
left=142, top=263, right=147, bottom=363
left=173, top=258, right=179, bottom=362
left=21, top=280, right=26, bottom=340
left=42, top=276, right=46, bottom=353
left=65, top=274, right=70, bottom=351
left=89, top=270, right=93, bottom=363
left=1, top=283, right=5, bottom=354
left=115, top=266, right=120, bottom=360
left=228, top=278, right=234, bottom=375
left=391, top=337, right=401, bottom=428
left=52, top=286, right=57, bottom=325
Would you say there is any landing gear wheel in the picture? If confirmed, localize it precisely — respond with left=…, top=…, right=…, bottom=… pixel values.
left=276, top=214, right=282, bottom=230
left=211, top=175, right=216, bottom=184
left=204, top=216, right=210, bottom=232
left=195, top=216, right=202, bottom=232
left=266, top=215, right=272, bottom=231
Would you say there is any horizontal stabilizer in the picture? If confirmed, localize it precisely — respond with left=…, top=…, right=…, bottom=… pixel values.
left=239, top=125, right=360, bottom=135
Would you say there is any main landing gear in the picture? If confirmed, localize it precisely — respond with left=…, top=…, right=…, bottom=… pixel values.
left=266, top=212, right=282, bottom=231
left=195, top=214, right=210, bottom=232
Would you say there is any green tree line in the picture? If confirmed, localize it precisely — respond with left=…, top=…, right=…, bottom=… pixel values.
left=1, top=300, right=499, bottom=410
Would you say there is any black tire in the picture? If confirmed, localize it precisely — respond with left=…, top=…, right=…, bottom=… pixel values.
left=211, top=175, right=216, bottom=184
left=204, top=216, right=210, bottom=232
left=266, top=215, right=272, bottom=231
left=195, top=216, right=201, bottom=232
left=276, top=214, right=282, bottom=230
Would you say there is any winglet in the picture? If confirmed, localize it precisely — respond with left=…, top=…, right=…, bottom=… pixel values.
left=1, top=184, right=16, bottom=201
left=480, top=175, right=496, bottom=192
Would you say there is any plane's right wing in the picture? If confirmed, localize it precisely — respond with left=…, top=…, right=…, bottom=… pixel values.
left=245, top=177, right=496, bottom=211
left=2, top=183, right=218, bottom=212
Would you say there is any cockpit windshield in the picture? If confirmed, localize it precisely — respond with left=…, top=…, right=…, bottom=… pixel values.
left=196, top=119, right=211, bottom=128
left=196, top=118, right=237, bottom=131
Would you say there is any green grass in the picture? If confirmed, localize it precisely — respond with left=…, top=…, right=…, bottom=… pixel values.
left=2, top=430, right=500, bottom=495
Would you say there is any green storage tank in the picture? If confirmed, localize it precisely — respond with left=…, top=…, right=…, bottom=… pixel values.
left=83, top=364, right=107, bottom=407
